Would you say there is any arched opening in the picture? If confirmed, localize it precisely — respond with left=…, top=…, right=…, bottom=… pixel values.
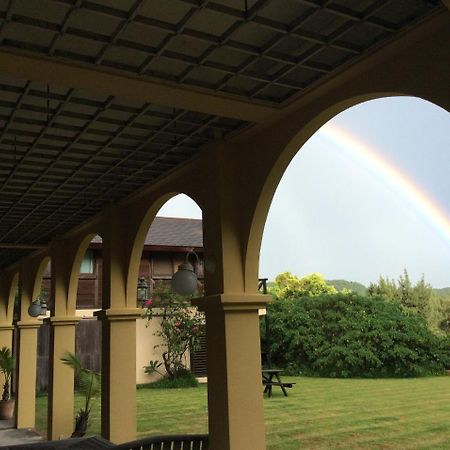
left=15, top=255, right=50, bottom=434
left=132, top=193, right=208, bottom=437
left=256, top=96, right=450, bottom=448
left=33, top=233, right=104, bottom=438
left=260, top=97, right=450, bottom=284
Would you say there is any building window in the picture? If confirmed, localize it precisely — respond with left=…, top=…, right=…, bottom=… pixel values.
left=80, top=250, right=95, bottom=274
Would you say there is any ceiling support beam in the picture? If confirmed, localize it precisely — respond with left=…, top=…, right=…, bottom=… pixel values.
left=0, top=49, right=279, bottom=124
left=0, top=244, right=47, bottom=250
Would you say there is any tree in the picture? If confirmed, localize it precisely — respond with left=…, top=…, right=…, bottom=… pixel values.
left=367, top=270, right=450, bottom=336
left=426, top=293, right=450, bottom=336
left=368, top=270, right=433, bottom=314
left=143, top=284, right=205, bottom=380
left=271, top=272, right=337, bottom=300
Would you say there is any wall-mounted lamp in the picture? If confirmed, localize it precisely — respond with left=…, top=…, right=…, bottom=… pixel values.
left=171, top=250, right=199, bottom=296
left=28, top=297, right=47, bottom=318
left=137, top=277, right=149, bottom=306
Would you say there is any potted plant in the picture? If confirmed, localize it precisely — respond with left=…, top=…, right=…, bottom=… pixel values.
left=0, top=346, right=15, bottom=420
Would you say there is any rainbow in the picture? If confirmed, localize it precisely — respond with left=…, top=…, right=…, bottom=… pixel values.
left=319, top=123, right=450, bottom=244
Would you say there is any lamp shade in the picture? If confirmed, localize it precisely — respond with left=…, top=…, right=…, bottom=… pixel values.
left=171, top=263, right=198, bottom=296
left=28, top=301, right=42, bottom=318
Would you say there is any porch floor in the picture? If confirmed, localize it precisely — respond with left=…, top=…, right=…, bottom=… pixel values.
left=0, top=420, right=42, bottom=446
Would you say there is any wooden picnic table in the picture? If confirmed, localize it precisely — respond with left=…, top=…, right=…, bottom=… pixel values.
left=262, top=368, right=295, bottom=397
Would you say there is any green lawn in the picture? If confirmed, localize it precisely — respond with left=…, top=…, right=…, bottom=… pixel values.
left=36, top=376, right=450, bottom=449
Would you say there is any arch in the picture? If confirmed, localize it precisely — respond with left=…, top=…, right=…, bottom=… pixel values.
left=125, top=191, right=203, bottom=304
left=31, top=256, right=51, bottom=302
left=67, top=232, right=100, bottom=313
left=17, top=254, right=52, bottom=320
left=243, top=93, right=450, bottom=287
left=0, top=271, right=18, bottom=324
left=6, top=272, right=19, bottom=323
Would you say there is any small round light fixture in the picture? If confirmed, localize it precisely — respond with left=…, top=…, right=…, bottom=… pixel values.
left=28, top=298, right=46, bottom=318
left=171, top=251, right=199, bottom=296
left=137, top=277, right=149, bottom=306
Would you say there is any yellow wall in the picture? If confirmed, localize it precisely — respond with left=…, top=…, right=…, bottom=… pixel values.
left=75, top=310, right=179, bottom=384
left=136, top=315, right=167, bottom=384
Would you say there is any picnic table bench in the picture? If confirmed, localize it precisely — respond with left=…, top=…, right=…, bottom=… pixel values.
left=262, top=369, right=295, bottom=397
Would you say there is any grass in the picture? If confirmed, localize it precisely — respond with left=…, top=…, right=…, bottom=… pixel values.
left=35, top=376, right=450, bottom=449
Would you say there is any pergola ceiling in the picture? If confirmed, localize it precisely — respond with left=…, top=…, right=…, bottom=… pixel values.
left=0, top=0, right=443, bottom=269
left=0, top=0, right=441, bottom=103
left=0, top=75, right=246, bottom=267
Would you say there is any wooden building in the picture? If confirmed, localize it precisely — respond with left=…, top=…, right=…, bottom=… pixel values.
left=41, top=216, right=204, bottom=309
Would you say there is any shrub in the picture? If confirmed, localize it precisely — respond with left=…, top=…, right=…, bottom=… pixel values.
left=138, top=370, right=199, bottom=389
left=143, top=284, right=205, bottom=380
left=267, top=293, right=450, bottom=378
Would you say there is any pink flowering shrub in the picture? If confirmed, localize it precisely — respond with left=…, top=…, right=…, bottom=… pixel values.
left=143, top=283, right=205, bottom=379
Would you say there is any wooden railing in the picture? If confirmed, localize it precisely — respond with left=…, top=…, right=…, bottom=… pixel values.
left=114, top=434, right=209, bottom=450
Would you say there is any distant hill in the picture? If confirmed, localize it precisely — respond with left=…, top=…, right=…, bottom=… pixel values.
left=434, top=287, right=450, bottom=296
left=327, top=280, right=367, bottom=295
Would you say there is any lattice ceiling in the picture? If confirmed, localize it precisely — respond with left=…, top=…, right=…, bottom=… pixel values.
left=0, top=0, right=441, bottom=104
left=0, top=0, right=443, bottom=268
left=0, top=76, right=246, bottom=267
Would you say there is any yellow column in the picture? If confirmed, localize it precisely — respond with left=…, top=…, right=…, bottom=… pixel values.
left=15, top=321, right=40, bottom=429
left=96, top=309, right=141, bottom=443
left=98, top=208, right=141, bottom=443
left=195, top=142, right=270, bottom=449
left=46, top=238, right=83, bottom=440
left=15, top=256, right=47, bottom=430
left=0, top=326, right=14, bottom=391
left=47, top=317, right=80, bottom=440
left=0, top=270, right=17, bottom=351
left=194, top=295, right=269, bottom=450
left=0, top=325, right=13, bottom=349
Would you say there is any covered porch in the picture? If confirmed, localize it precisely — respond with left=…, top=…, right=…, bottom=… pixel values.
left=0, top=2, right=449, bottom=449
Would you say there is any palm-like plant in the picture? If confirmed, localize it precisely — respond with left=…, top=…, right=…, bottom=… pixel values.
left=61, top=352, right=100, bottom=437
left=0, top=346, right=14, bottom=401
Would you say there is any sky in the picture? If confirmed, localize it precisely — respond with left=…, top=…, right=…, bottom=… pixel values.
left=157, top=97, right=450, bottom=288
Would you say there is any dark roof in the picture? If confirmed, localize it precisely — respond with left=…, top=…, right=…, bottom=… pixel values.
left=92, top=216, right=203, bottom=249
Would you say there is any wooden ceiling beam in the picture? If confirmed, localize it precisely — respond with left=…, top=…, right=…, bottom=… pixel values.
left=0, top=244, right=47, bottom=249
left=0, top=48, right=280, bottom=124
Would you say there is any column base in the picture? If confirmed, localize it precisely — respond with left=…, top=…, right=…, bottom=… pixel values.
left=194, top=293, right=270, bottom=450
left=95, top=309, right=142, bottom=444
left=46, top=316, right=81, bottom=440
left=15, top=321, right=40, bottom=429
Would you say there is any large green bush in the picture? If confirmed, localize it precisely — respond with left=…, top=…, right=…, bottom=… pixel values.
left=267, top=293, right=450, bottom=378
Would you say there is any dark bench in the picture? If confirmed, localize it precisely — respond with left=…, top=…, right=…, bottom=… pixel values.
left=114, top=434, right=209, bottom=450
left=263, top=382, right=295, bottom=389
left=263, top=381, right=296, bottom=397
left=0, top=435, right=209, bottom=450
left=0, top=436, right=114, bottom=449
